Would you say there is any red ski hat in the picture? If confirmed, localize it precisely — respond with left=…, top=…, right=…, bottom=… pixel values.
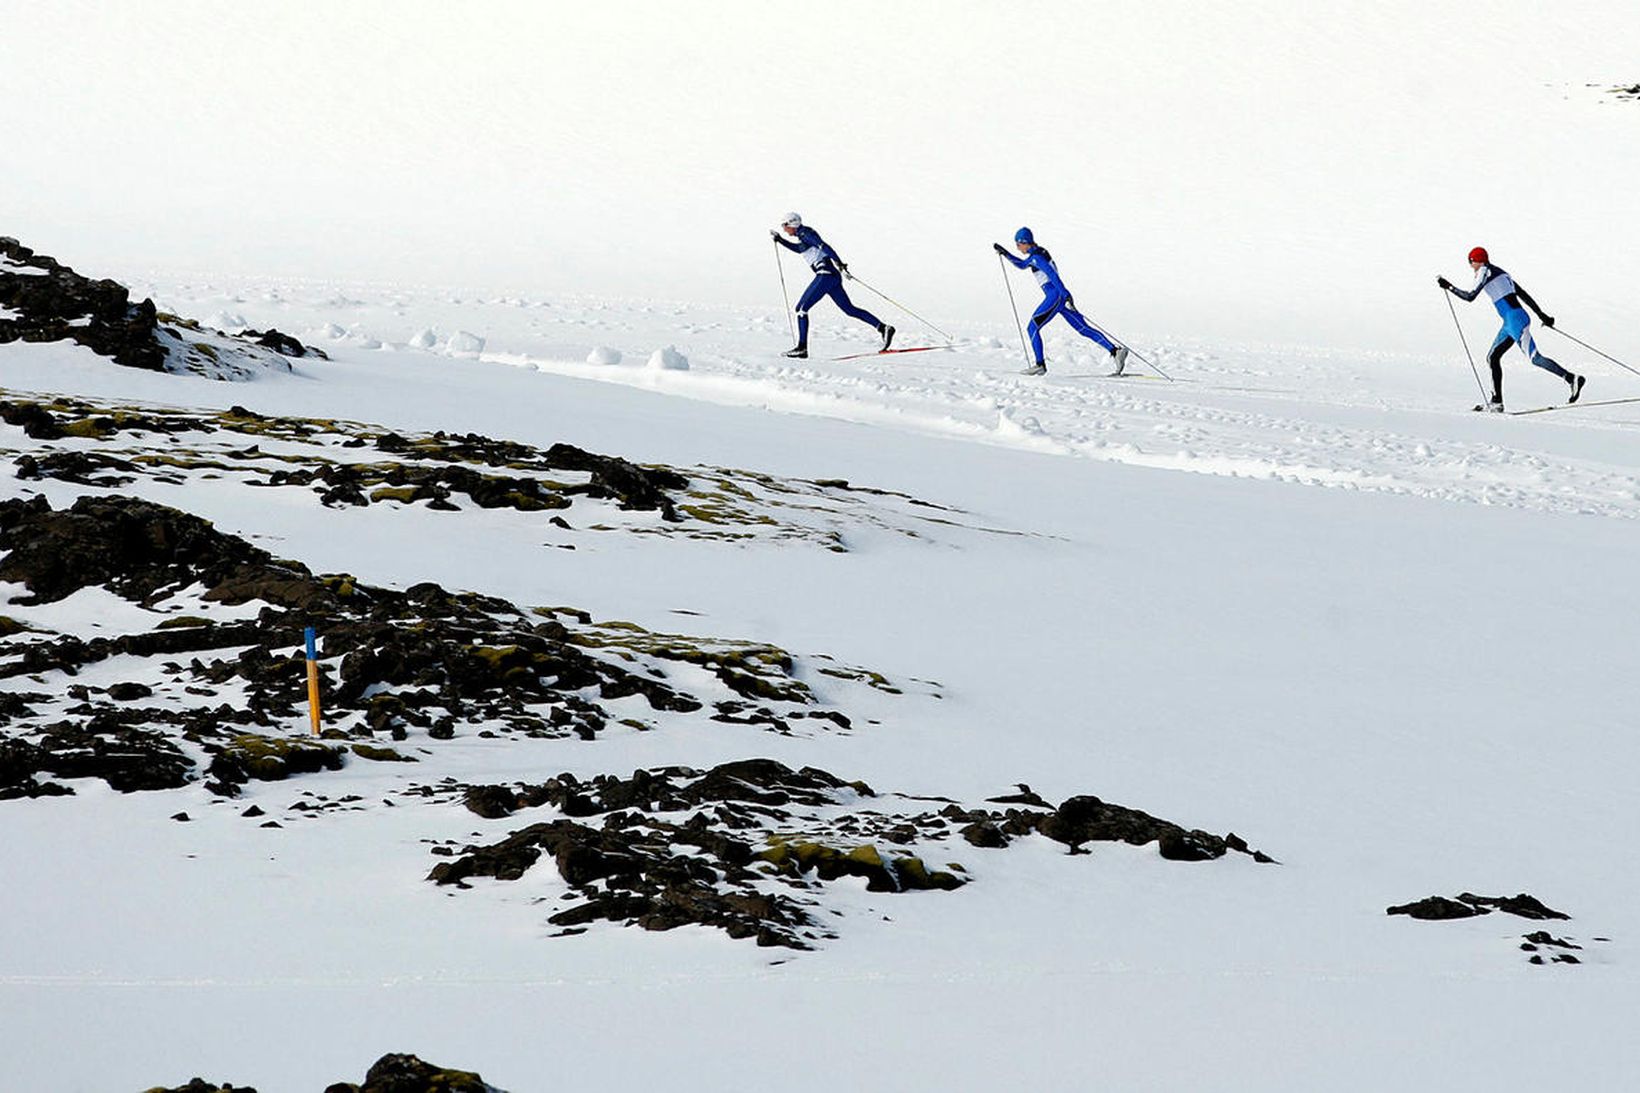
left=1468, top=246, right=1489, bottom=264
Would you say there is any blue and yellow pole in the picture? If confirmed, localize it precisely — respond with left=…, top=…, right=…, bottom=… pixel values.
left=304, top=627, right=322, bottom=735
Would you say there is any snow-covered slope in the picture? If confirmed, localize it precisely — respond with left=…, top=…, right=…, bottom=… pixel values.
left=5, top=270, right=1640, bottom=1090
left=5, top=2, right=1640, bottom=1089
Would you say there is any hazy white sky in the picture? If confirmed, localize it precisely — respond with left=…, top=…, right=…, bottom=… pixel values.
left=4, top=1, right=1637, bottom=349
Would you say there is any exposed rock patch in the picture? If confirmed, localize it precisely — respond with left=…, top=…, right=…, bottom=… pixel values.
left=431, top=759, right=1273, bottom=949
left=242, top=328, right=328, bottom=359
left=1387, top=892, right=1569, bottom=922
left=0, top=391, right=981, bottom=550
left=144, top=1052, right=506, bottom=1093
left=0, top=238, right=292, bottom=378
left=0, top=495, right=895, bottom=796
left=1, top=237, right=163, bottom=371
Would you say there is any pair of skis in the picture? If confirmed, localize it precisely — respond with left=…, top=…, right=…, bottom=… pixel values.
left=1472, top=396, right=1640, bottom=416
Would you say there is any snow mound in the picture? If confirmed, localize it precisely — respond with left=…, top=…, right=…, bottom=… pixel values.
left=409, top=328, right=439, bottom=349
left=587, top=345, right=623, bottom=366
left=446, top=330, right=485, bottom=356
left=646, top=345, right=689, bottom=371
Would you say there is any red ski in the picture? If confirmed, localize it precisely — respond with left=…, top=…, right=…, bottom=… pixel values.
left=831, top=345, right=954, bottom=362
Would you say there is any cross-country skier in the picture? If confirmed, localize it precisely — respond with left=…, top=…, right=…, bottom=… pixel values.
left=1438, top=246, right=1584, bottom=411
left=994, top=227, right=1128, bottom=376
left=771, top=213, right=893, bottom=359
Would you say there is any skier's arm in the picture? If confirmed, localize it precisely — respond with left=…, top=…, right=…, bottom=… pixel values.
left=994, top=243, right=1028, bottom=269
left=1438, top=271, right=1484, bottom=302
left=1513, top=284, right=1554, bottom=326
left=772, top=232, right=802, bottom=253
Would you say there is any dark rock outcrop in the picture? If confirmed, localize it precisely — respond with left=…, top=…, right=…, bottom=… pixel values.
left=1388, top=892, right=1570, bottom=922
left=146, top=1052, right=504, bottom=1093
left=0, top=495, right=835, bottom=795
left=0, top=237, right=164, bottom=370
left=0, top=494, right=289, bottom=607
left=1039, top=794, right=1244, bottom=861
left=243, top=328, right=328, bottom=360
left=434, top=760, right=1270, bottom=949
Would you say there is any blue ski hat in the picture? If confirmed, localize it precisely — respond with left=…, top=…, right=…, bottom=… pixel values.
left=1014, top=227, right=1035, bottom=245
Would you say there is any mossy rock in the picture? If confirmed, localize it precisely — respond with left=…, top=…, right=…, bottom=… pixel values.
left=817, top=665, right=903, bottom=694
left=132, top=453, right=233, bottom=472
left=216, top=733, right=344, bottom=782
left=0, top=616, right=29, bottom=637
left=156, top=615, right=212, bottom=630
left=889, top=855, right=965, bottom=891
left=60, top=417, right=116, bottom=439
left=190, top=342, right=221, bottom=361
left=846, top=844, right=884, bottom=869
left=761, top=840, right=898, bottom=890
left=469, top=644, right=524, bottom=668
left=320, top=574, right=357, bottom=598
left=368, top=486, right=423, bottom=504
left=350, top=743, right=416, bottom=763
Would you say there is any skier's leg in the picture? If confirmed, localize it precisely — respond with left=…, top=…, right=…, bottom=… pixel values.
left=1060, top=302, right=1118, bottom=353
left=1486, top=329, right=1510, bottom=402
left=824, top=282, right=884, bottom=330
left=1518, top=327, right=1572, bottom=380
left=793, top=276, right=829, bottom=348
left=1027, top=294, right=1064, bottom=363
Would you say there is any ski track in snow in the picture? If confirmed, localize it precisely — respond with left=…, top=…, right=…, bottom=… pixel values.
left=470, top=307, right=1640, bottom=522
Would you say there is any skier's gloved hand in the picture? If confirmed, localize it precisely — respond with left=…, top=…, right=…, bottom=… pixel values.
left=770, top=230, right=781, bottom=241
left=993, top=243, right=1008, bottom=256
left=839, top=263, right=852, bottom=280
left=1542, top=315, right=1556, bottom=328
left=1436, top=276, right=1453, bottom=290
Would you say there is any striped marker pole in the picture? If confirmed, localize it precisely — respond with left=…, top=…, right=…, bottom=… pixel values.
left=304, top=627, right=322, bottom=736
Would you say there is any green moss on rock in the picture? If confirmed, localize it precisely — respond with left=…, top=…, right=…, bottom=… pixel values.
left=155, top=615, right=212, bottom=630
left=350, top=743, right=416, bottom=762
left=215, top=733, right=345, bottom=782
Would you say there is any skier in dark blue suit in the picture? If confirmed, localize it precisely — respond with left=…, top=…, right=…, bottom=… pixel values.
left=772, top=212, right=893, bottom=359
left=995, top=227, right=1127, bottom=376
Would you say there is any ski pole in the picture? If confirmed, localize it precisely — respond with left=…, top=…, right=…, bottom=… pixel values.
left=846, top=272, right=953, bottom=343
left=1077, top=310, right=1173, bottom=381
left=998, top=253, right=1032, bottom=367
left=1549, top=326, right=1640, bottom=379
left=774, top=239, right=795, bottom=342
left=1112, top=339, right=1172, bottom=382
left=1442, top=290, right=1488, bottom=400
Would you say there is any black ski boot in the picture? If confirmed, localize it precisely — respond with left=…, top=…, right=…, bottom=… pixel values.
left=878, top=324, right=895, bottom=352
left=1569, top=374, right=1585, bottom=403
left=783, top=346, right=808, bottom=359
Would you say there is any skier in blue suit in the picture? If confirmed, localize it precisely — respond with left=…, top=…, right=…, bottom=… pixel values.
left=772, top=212, right=893, bottom=359
left=995, top=227, right=1128, bottom=376
left=1438, top=246, right=1583, bottom=411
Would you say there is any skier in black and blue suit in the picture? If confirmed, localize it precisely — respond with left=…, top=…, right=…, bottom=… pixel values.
left=995, top=227, right=1127, bottom=376
left=1438, top=245, right=1584, bottom=411
left=772, top=212, right=893, bottom=359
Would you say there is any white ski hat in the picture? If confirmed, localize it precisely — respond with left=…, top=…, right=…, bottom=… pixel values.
left=781, top=212, right=802, bottom=228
